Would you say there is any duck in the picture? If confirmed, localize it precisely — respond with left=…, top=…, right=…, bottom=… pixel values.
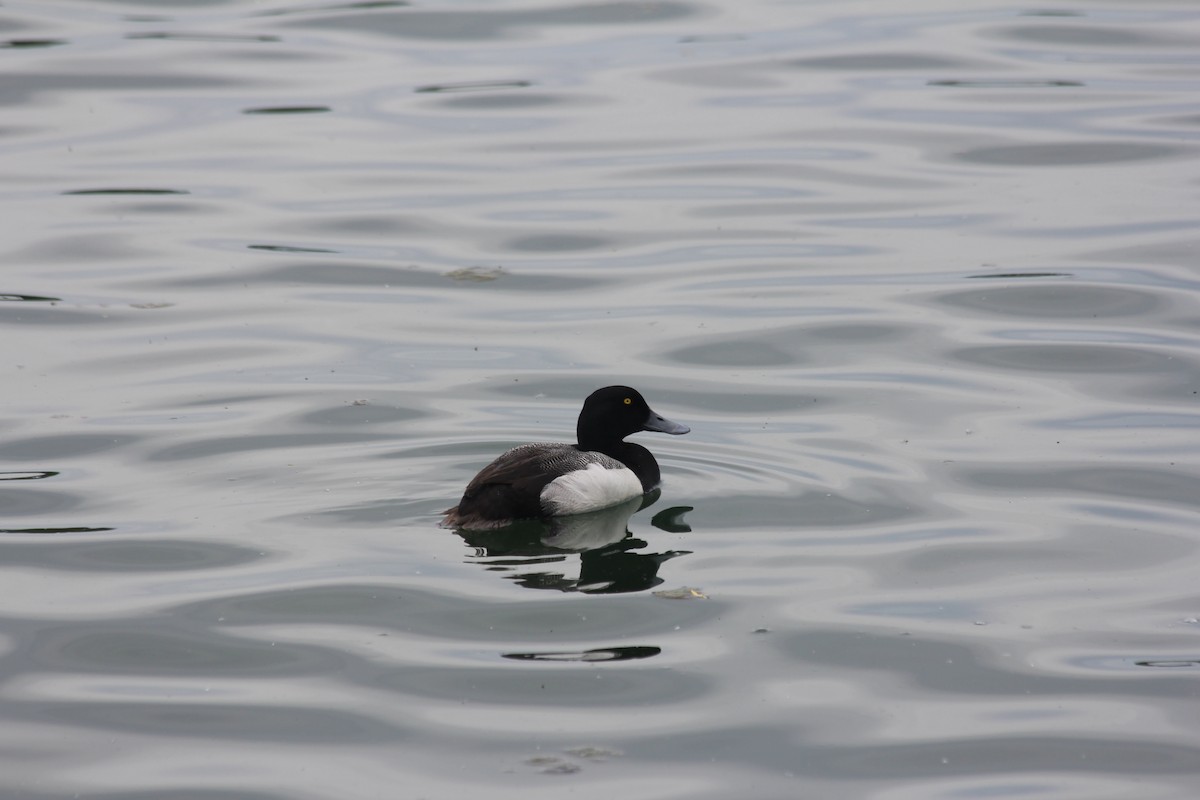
left=442, top=386, right=689, bottom=529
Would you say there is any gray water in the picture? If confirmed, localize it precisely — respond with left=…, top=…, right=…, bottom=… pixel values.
left=3, top=0, right=1200, bottom=798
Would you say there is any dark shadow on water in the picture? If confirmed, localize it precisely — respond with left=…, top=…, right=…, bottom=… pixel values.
left=0, top=526, right=115, bottom=535
left=247, top=243, right=337, bottom=253
left=955, top=142, right=1183, bottom=167
left=126, top=32, right=282, bottom=43
left=241, top=105, right=331, bottom=114
left=0, top=294, right=61, bottom=302
left=282, top=1, right=698, bottom=42
left=254, top=0, right=410, bottom=17
left=966, top=271, right=1071, bottom=280
left=1, top=39, right=68, bottom=49
left=0, top=471, right=60, bottom=480
left=416, top=80, right=532, bottom=93
left=0, top=537, right=262, bottom=571
left=503, top=645, right=660, bottom=662
left=451, top=493, right=694, bottom=594
left=1137, top=660, right=1200, bottom=669
left=62, top=188, right=191, bottom=195
left=14, top=791, right=291, bottom=800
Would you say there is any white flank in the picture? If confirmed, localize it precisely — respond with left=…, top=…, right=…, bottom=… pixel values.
left=539, top=463, right=643, bottom=517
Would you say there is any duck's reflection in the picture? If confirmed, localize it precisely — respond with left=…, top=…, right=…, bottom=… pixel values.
left=451, top=492, right=692, bottom=594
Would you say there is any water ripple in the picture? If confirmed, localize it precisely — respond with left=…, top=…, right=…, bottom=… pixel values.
left=4, top=0, right=1200, bottom=796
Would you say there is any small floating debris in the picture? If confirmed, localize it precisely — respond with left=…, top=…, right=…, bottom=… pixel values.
left=522, top=745, right=621, bottom=775
left=528, top=758, right=580, bottom=775
left=563, top=746, right=623, bottom=761
left=446, top=266, right=505, bottom=282
left=243, top=105, right=332, bottom=115
left=1135, top=659, right=1200, bottom=668
left=130, top=302, right=174, bottom=309
left=653, top=586, right=707, bottom=600
left=416, top=80, right=532, bottom=94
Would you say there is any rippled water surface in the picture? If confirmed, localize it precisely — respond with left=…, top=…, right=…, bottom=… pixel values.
left=4, top=0, right=1200, bottom=797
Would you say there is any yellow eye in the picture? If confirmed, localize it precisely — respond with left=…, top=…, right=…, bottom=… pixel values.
left=623, top=397, right=632, bottom=405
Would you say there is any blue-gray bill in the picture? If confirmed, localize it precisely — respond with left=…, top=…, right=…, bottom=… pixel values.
left=643, top=411, right=689, bottom=435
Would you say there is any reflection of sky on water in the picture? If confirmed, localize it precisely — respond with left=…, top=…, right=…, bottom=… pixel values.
left=3, top=0, right=1200, bottom=796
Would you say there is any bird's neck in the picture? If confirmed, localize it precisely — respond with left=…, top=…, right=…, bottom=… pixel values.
left=577, top=438, right=661, bottom=492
